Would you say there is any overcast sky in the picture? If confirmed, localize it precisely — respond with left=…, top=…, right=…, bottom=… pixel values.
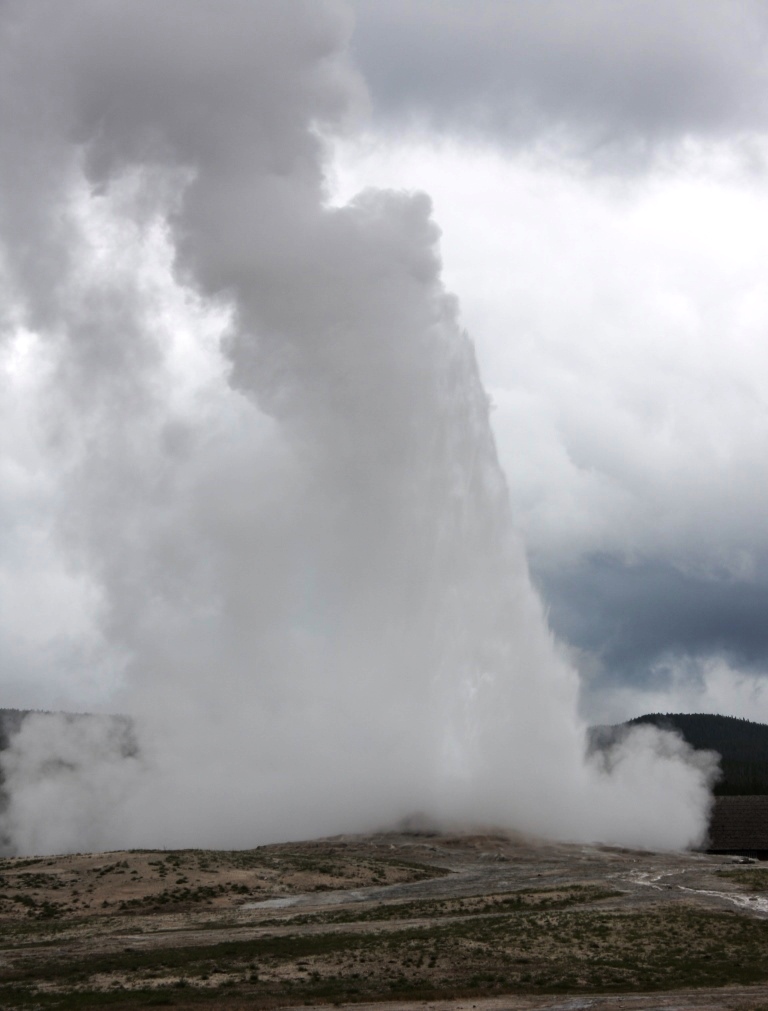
left=339, top=0, right=768, bottom=723
left=2, top=0, right=768, bottom=731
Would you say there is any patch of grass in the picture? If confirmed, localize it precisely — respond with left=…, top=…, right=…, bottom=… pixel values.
left=718, top=867, right=768, bottom=892
left=277, top=884, right=620, bottom=926
left=0, top=857, right=46, bottom=871
left=3, top=905, right=768, bottom=1008
left=371, top=857, right=449, bottom=880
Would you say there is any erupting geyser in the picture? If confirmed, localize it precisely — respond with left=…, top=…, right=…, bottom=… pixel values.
left=0, top=0, right=715, bottom=855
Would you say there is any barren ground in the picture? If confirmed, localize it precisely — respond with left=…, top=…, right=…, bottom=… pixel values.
left=3, top=829, right=768, bottom=1009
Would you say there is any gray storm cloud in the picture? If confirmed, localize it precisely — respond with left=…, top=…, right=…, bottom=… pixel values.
left=352, top=0, right=768, bottom=162
left=0, top=0, right=715, bottom=854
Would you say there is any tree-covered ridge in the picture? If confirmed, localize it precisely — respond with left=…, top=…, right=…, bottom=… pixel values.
left=594, top=713, right=768, bottom=796
left=0, top=709, right=137, bottom=764
left=0, top=709, right=44, bottom=752
left=4, top=708, right=768, bottom=797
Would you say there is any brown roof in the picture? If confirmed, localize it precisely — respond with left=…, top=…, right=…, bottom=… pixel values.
left=707, top=795, right=768, bottom=854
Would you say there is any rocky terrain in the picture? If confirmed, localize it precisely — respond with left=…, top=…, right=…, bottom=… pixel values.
left=3, top=830, right=768, bottom=1009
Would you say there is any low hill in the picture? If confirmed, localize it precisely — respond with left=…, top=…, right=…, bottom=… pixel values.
left=591, top=713, right=768, bottom=795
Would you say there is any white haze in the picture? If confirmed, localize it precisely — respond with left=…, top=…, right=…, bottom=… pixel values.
left=0, top=0, right=715, bottom=855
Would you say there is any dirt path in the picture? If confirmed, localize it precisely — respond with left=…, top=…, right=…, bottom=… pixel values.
left=283, top=989, right=768, bottom=1011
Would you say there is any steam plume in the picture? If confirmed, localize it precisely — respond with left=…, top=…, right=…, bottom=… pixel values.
left=0, top=0, right=715, bottom=855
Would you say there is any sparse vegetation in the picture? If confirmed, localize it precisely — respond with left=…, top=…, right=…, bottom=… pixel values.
left=0, top=832, right=766, bottom=1008
left=718, top=867, right=768, bottom=891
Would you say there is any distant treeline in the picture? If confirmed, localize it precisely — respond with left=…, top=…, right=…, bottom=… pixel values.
left=0, top=708, right=44, bottom=751
left=0, top=708, right=137, bottom=765
left=2, top=708, right=767, bottom=796
left=590, top=713, right=768, bottom=796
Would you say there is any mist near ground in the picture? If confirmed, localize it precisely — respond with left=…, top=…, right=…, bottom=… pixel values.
left=0, top=0, right=716, bottom=855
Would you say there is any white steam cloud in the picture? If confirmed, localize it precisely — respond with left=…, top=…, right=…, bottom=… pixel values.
left=0, top=0, right=715, bottom=855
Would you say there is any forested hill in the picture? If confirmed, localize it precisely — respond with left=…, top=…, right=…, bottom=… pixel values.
left=2, top=708, right=768, bottom=795
left=591, top=713, right=768, bottom=795
left=0, top=709, right=136, bottom=760
left=0, top=708, right=37, bottom=750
